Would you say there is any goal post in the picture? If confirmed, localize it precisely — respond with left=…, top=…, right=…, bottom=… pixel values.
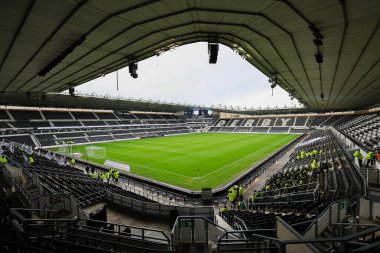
left=58, top=142, right=70, bottom=154
left=85, top=146, right=106, bottom=159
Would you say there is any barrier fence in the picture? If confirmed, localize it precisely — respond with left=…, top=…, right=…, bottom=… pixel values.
left=105, top=190, right=215, bottom=221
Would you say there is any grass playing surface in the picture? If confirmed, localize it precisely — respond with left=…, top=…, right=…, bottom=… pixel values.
left=62, top=133, right=299, bottom=191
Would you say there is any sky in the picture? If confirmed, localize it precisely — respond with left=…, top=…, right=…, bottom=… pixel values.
left=75, top=42, right=300, bottom=110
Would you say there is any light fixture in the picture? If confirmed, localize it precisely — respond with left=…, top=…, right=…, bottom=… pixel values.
left=268, top=73, right=278, bottom=96
left=38, top=36, right=86, bottom=76
left=315, top=53, right=323, bottom=63
left=69, top=85, right=75, bottom=97
left=207, top=36, right=219, bottom=64
left=128, top=58, right=138, bottom=78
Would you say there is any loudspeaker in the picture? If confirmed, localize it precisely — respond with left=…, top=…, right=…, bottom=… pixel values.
left=315, top=53, right=323, bottom=63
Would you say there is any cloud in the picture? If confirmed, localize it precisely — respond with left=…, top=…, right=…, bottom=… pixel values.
left=75, top=43, right=296, bottom=109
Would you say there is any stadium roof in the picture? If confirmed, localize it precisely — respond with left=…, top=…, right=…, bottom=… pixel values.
left=1, top=0, right=379, bottom=111
left=0, top=92, right=309, bottom=114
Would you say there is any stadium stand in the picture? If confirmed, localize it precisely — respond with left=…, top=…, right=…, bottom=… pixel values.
left=9, top=110, right=42, bottom=120
left=0, top=107, right=192, bottom=147
left=1, top=143, right=156, bottom=207
left=335, top=113, right=380, bottom=151
left=96, top=112, right=118, bottom=120
left=1, top=0, right=380, bottom=252
left=71, top=111, right=97, bottom=120
left=42, top=110, right=73, bottom=120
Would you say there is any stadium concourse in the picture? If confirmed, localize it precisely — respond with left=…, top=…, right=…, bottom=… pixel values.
left=1, top=0, right=380, bottom=253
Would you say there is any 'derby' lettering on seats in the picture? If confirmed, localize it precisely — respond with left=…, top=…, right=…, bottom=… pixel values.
left=261, top=119, right=272, bottom=126
left=217, top=120, right=226, bottom=126
left=230, top=120, right=241, bottom=127
left=243, top=119, right=255, bottom=127
left=279, top=118, right=291, bottom=126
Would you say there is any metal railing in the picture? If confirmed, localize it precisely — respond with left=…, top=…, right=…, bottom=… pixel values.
left=9, top=207, right=177, bottom=253
left=303, top=200, right=348, bottom=239
left=171, top=216, right=227, bottom=245
left=105, top=190, right=215, bottom=221
left=331, top=127, right=367, bottom=197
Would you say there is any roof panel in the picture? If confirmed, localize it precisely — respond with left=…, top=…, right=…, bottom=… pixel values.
left=0, top=0, right=379, bottom=111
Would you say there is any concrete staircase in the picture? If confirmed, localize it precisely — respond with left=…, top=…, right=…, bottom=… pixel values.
left=314, top=225, right=334, bottom=252
left=25, top=185, right=40, bottom=200
left=215, top=214, right=235, bottom=231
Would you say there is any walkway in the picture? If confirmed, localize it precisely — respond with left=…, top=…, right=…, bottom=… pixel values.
left=243, top=134, right=308, bottom=199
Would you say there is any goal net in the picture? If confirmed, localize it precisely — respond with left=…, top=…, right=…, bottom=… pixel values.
left=86, top=146, right=106, bottom=159
left=58, top=143, right=70, bottom=154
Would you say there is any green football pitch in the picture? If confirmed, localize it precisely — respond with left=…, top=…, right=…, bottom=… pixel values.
left=61, top=133, right=299, bottom=191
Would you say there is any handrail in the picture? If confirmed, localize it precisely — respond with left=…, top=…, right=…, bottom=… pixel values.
left=303, top=200, right=335, bottom=233
left=351, top=239, right=380, bottom=252
left=51, top=224, right=170, bottom=243
left=312, top=183, right=320, bottom=197
left=240, top=224, right=380, bottom=253
left=170, top=215, right=227, bottom=237
left=256, top=182, right=318, bottom=197
left=332, top=222, right=378, bottom=227
left=14, top=225, right=177, bottom=252
left=11, top=208, right=61, bottom=213
left=276, top=216, right=321, bottom=253
left=233, top=215, right=248, bottom=232
left=331, top=127, right=367, bottom=197
left=218, top=229, right=275, bottom=241
left=10, top=207, right=172, bottom=243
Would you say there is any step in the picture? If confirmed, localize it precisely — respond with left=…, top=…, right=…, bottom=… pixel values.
left=178, top=243, right=208, bottom=253
left=26, top=186, right=40, bottom=198
left=215, top=214, right=235, bottom=231
left=314, top=226, right=334, bottom=251
left=314, top=242, right=328, bottom=252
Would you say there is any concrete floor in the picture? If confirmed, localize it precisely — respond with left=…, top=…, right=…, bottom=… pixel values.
left=84, top=202, right=172, bottom=240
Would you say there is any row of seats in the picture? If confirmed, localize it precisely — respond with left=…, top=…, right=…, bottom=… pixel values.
left=336, top=113, right=380, bottom=150
left=209, top=114, right=366, bottom=134
left=0, top=110, right=181, bottom=121
left=34, top=125, right=192, bottom=147
left=1, top=144, right=156, bottom=208
left=222, top=129, right=363, bottom=233
left=0, top=110, right=183, bottom=130
left=222, top=209, right=315, bottom=233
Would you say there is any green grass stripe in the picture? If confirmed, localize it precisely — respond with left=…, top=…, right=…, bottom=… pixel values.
left=54, top=133, right=299, bottom=191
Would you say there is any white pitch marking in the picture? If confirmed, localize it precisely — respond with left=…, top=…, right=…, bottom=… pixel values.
left=199, top=135, right=295, bottom=179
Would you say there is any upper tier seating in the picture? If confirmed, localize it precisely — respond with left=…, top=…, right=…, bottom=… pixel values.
left=52, top=121, right=82, bottom=127
left=3, top=135, right=35, bottom=146
left=42, top=111, right=73, bottom=120
left=117, top=113, right=137, bottom=120
left=10, top=110, right=42, bottom=120
left=95, top=112, right=118, bottom=120
left=10, top=122, right=51, bottom=128
left=0, top=122, right=11, bottom=129
left=0, top=110, right=10, bottom=120
left=81, top=121, right=107, bottom=126
left=105, top=121, right=119, bottom=125
left=134, top=114, right=152, bottom=120
left=71, top=112, right=97, bottom=120
left=335, top=113, right=380, bottom=150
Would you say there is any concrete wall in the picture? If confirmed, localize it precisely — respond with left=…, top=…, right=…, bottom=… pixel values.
left=276, top=218, right=317, bottom=253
